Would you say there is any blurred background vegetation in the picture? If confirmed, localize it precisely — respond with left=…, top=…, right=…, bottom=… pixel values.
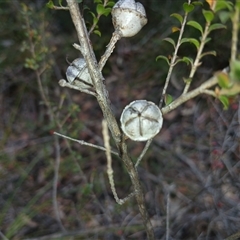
left=0, top=0, right=239, bottom=239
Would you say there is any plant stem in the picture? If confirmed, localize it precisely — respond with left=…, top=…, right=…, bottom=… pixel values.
left=120, top=141, right=155, bottom=240
left=231, top=3, right=239, bottom=63
left=66, top=1, right=154, bottom=239
left=98, top=30, right=122, bottom=72
left=183, top=21, right=211, bottom=94
left=159, top=3, right=190, bottom=108
left=66, top=0, right=121, bottom=144
left=162, top=73, right=219, bottom=115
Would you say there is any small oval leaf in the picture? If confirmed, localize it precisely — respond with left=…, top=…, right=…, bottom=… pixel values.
left=183, top=3, right=194, bottom=13
left=156, top=55, right=170, bottom=65
left=164, top=94, right=174, bottom=106
left=192, top=1, right=203, bottom=6
left=215, top=1, right=233, bottom=12
left=182, top=56, right=193, bottom=66
left=202, top=9, right=214, bottom=23
left=230, top=60, right=240, bottom=82
left=219, top=95, right=229, bottom=110
left=94, top=30, right=101, bottom=37
left=163, top=38, right=176, bottom=48
left=96, top=4, right=105, bottom=15
left=46, top=0, right=54, bottom=9
left=209, top=23, right=226, bottom=32
left=170, top=13, right=183, bottom=24
left=200, top=51, right=216, bottom=58
left=180, top=38, right=200, bottom=49
left=203, top=37, right=212, bottom=44
left=106, top=1, right=115, bottom=7
left=174, top=57, right=193, bottom=66
left=217, top=72, right=232, bottom=88
left=187, top=20, right=203, bottom=34
left=218, top=11, right=231, bottom=24
left=103, top=8, right=112, bottom=16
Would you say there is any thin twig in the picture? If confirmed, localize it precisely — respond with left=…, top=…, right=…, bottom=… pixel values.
left=54, top=131, right=119, bottom=156
left=231, top=3, right=239, bottom=63
left=98, top=30, right=122, bottom=72
left=58, top=79, right=97, bottom=96
left=161, top=72, right=221, bottom=115
left=23, top=10, right=66, bottom=232
left=51, top=6, right=69, bottom=10
left=52, top=136, right=66, bottom=232
left=102, top=120, right=135, bottom=205
left=166, top=192, right=170, bottom=240
left=135, top=139, right=153, bottom=168
left=183, top=20, right=211, bottom=94
left=66, top=1, right=154, bottom=238
left=201, top=89, right=217, bottom=97
left=159, top=0, right=191, bottom=108
left=66, top=0, right=121, bottom=144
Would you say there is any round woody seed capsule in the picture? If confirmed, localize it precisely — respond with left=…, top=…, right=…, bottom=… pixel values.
left=120, top=100, right=163, bottom=141
left=66, top=58, right=93, bottom=89
left=112, top=0, right=147, bottom=37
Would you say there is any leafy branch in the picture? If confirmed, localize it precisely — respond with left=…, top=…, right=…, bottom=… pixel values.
left=64, top=0, right=154, bottom=239
left=158, top=0, right=192, bottom=108
left=51, top=0, right=240, bottom=239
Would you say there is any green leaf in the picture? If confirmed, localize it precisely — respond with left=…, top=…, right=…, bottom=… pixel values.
left=102, top=8, right=112, bottom=16
left=156, top=55, right=170, bottom=65
left=183, top=3, right=194, bottom=13
left=218, top=11, right=231, bottom=24
left=202, top=9, right=214, bottom=23
left=90, top=11, right=96, bottom=18
left=209, top=23, right=226, bottom=32
left=200, top=51, right=216, bottom=58
left=237, top=0, right=240, bottom=10
left=180, top=38, right=200, bottom=50
left=230, top=60, right=240, bottom=82
left=187, top=20, right=203, bottom=34
left=93, top=16, right=98, bottom=26
left=215, top=0, right=233, bottom=12
left=163, top=38, right=176, bottom=48
left=203, top=37, right=212, bottom=44
left=106, top=1, right=115, bottom=7
left=219, top=96, right=229, bottom=110
left=94, top=30, right=101, bottom=37
left=181, top=57, right=193, bottom=66
left=96, top=4, right=105, bottom=15
left=217, top=72, right=232, bottom=88
left=90, top=12, right=98, bottom=25
left=94, top=0, right=102, bottom=3
left=174, top=57, right=193, bottom=66
left=192, top=1, right=203, bottom=6
left=46, top=0, right=54, bottom=9
left=170, top=13, right=183, bottom=24
left=183, top=77, right=192, bottom=84
left=164, top=94, right=174, bottom=106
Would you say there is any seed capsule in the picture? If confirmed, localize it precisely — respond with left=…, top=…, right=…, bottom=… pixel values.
left=66, top=58, right=93, bottom=89
left=120, top=100, right=163, bottom=141
left=112, top=0, right=147, bottom=37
